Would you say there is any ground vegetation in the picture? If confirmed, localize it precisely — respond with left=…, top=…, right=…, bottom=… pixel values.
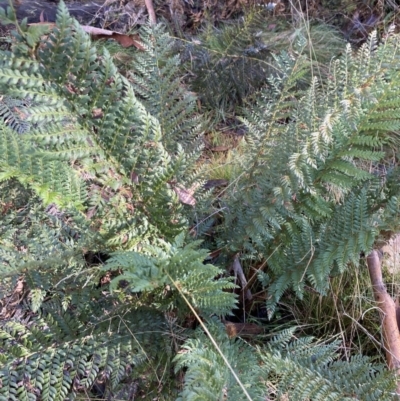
left=1, top=0, right=400, bottom=400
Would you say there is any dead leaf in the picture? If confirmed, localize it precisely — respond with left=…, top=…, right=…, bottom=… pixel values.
left=28, top=22, right=144, bottom=50
left=130, top=171, right=139, bottom=184
left=14, top=279, right=24, bottom=294
left=65, top=83, right=78, bottom=94
left=81, top=26, right=144, bottom=49
left=92, top=108, right=103, bottom=119
left=173, top=186, right=196, bottom=206
left=210, top=146, right=230, bottom=152
left=86, top=207, right=97, bottom=219
left=119, top=187, right=133, bottom=199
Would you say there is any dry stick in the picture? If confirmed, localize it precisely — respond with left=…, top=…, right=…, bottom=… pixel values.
left=232, top=254, right=253, bottom=301
left=144, top=0, right=157, bottom=25
left=367, top=250, right=400, bottom=394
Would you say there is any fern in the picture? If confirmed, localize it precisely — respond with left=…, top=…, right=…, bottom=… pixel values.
left=182, top=9, right=343, bottom=116
left=0, top=5, right=236, bottom=398
left=175, top=320, right=396, bottom=400
left=220, top=28, right=400, bottom=316
left=0, top=1, right=205, bottom=248
left=174, top=317, right=267, bottom=401
left=1, top=2, right=399, bottom=400
left=0, top=303, right=169, bottom=401
left=129, top=24, right=203, bottom=153
left=103, top=233, right=237, bottom=316
left=261, top=329, right=395, bottom=400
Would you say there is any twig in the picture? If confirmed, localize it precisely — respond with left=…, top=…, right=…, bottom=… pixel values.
left=232, top=255, right=252, bottom=301
left=144, top=0, right=157, bottom=25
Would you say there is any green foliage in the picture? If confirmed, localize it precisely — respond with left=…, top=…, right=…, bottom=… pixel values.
left=182, top=9, right=344, bottom=117
left=129, top=24, right=203, bottom=153
left=220, top=28, right=400, bottom=316
left=261, top=328, right=395, bottom=400
left=0, top=1, right=202, bottom=248
left=103, top=233, right=237, bottom=316
left=0, top=0, right=206, bottom=246
left=0, top=301, right=169, bottom=401
left=0, top=184, right=180, bottom=399
left=174, top=318, right=266, bottom=401
left=185, top=10, right=274, bottom=113
left=175, top=321, right=396, bottom=400
left=0, top=3, right=237, bottom=399
left=0, top=2, right=399, bottom=400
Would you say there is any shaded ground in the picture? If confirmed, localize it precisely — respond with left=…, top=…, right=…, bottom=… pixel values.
left=2, top=0, right=399, bottom=39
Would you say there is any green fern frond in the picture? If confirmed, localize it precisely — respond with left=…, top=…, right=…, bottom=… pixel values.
left=0, top=1, right=206, bottom=246
left=174, top=317, right=265, bottom=401
left=262, top=330, right=395, bottom=401
left=221, top=27, right=400, bottom=315
left=104, top=233, right=237, bottom=316
left=0, top=121, right=86, bottom=209
left=175, top=321, right=396, bottom=400
left=0, top=307, right=168, bottom=401
left=129, top=23, right=203, bottom=155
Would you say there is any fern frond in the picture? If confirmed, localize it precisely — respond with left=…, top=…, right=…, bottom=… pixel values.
left=104, top=233, right=237, bottom=316
left=130, top=23, right=203, bottom=155
left=221, top=28, right=400, bottom=315
left=0, top=306, right=168, bottom=401
left=174, top=317, right=265, bottom=401
left=175, top=320, right=396, bottom=400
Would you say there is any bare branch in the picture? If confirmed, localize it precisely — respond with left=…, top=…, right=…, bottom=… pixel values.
left=367, top=250, right=400, bottom=394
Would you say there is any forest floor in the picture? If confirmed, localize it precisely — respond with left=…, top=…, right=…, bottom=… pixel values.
left=2, top=0, right=400, bottom=368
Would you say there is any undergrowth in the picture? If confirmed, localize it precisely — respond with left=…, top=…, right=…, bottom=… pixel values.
left=0, top=1, right=400, bottom=400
